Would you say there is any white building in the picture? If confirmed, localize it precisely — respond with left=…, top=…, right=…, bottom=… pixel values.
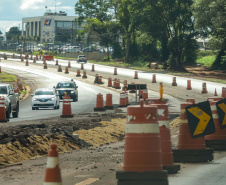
left=22, top=11, right=82, bottom=43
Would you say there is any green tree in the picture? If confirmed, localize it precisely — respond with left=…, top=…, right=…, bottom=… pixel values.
left=6, top=27, right=21, bottom=41
left=193, top=0, right=226, bottom=69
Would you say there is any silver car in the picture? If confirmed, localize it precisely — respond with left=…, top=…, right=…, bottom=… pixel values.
left=31, top=88, right=60, bottom=110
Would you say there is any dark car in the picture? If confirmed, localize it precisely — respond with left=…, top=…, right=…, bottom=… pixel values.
left=77, top=55, right=87, bottom=63
left=55, top=80, right=78, bottom=102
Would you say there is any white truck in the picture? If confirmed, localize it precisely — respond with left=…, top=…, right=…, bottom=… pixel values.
left=0, top=84, right=19, bottom=118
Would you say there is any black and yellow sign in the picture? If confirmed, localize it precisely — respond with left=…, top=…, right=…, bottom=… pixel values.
left=216, top=99, right=226, bottom=128
left=186, top=101, right=215, bottom=138
left=127, top=84, right=147, bottom=90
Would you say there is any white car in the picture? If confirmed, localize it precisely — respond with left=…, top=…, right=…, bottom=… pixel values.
left=31, top=88, right=60, bottom=110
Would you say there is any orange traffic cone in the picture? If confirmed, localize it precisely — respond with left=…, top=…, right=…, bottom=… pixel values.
left=81, top=63, right=84, bottom=70
left=61, top=94, right=73, bottom=117
left=44, top=62, right=48, bottom=69
left=113, top=67, right=117, bottom=75
left=33, top=57, right=36, bottom=63
left=134, top=71, right=138, bottom=79
left=172, top=77, right=177, bottom=86
left=94, top=74, right=99, bottom=83
left=30, top=54, right=33, bottom=60
left=105, top=93, right=113, bottom=110
left=187, top=98, right=195, bottom=104
left=201, top=82, right=208, bottom=93
left=152, top=74, right=157, bottom=83
left=205, top=100, right=226, bottom=150
left=94, top=93, right=106, bottom=111
left=13, top=83, right=19, bottom=93
left=108, top=77, right=112, bottom=87
left=76, top=69, right=81, bottom=77
left=187, top=80, right=192, bottom=90
left=91, top=64, right=95, bottom=72
left=115, top=79, right=121, bottom=89
left=222, top=87, right=226, bottom=98
left=21, top=57, right=24, bottom=61
left=65, top=66, right=69, bottom=74
left=116, top=100, right=168, bottom=184
left=36, top=54, right=39, bottom=60
left=58, top=65, right=62, bottom=72
left=25, top=60, right=29, bottom=66
left=173, top=102, right=213, bottom=162
left=82, top=70, right=87, bottom=79
left=97, top=75, right=104, bottom=84
left=0, top=96, right=8, bottom=122
left=55, top=60, right=58, bottom=65
left=68, top=61, right=71, bottom=68
left=43, top=143, right=62, bottom=185
left=214, top=88, right=217, bottom=96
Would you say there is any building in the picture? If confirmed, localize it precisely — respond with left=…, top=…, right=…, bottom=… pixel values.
left=22, top=11, right=83, bottom=43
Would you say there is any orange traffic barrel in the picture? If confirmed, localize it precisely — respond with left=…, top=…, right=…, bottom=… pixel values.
left=61, top=95, right=73, bottom=118
left=36, top=54, right=39, bottom=60
left=91, top=64, right=95, bottom=72
left=152, top=74, right=157, bottom=83
left=30, top=54, right=33, bottom=60
left=97, top=75, right=104, bottom=84
left=187, top=80, right=192, bottom=90
left=123, top=99, right=162, bottom=172
left=76, top=69, right=81, bottom=77
left=94, top=74, right=99, bottom=83
left=94, top=93, right=106, bottom=111
left=21, top=57, right=24, bottom=62
left=172, top=77, right=177, bottom=86
left=81, top=63, right=84, bottom=70
left=82, top=70, right=87, bottom=79
left=39, top=54, right=42, bottom=59
left=25, top=60, right=29, bottom=66
left=108, top=77, right=112, bottom=87
left=58, top=65, right=62, bottom=72
left=222, top=87, right=226, bottom=98
left=0, top=96, right=8, bottom=122
left=134, top=71, right=138, bottom=79
left=201, top=82, right=208, bottom=93
left=112, top=78, right=117, bottom=88
left=12, top=53, right=15, bottom=58
left=113, top=67, right=117, bottom=75
left=43, top=143, right=62, bottom=185
left=205, top=101, right=226, bottom=150
left=33, top=57, right=36, bottom=63
left=173, top=102, right=213, bottom=162
left=55, top=60, right=58, bottom=65
left=44, top=62, right=48, bottom=69
left=65, top=66, right=69, bottom=74
left=119, top=92, right=127, bottom=107
left=105, top=93, right=113, bottom=110
left=115, top=79, right=121, bottom=89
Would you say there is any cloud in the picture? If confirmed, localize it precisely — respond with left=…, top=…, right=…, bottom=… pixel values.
left=20, top=0, right=46, bottom=10
left=0, top=21, right=22, bottom=34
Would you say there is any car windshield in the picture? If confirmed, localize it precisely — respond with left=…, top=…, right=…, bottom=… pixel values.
left=0, top=86, right=7, bottom=94
left=78, top=55, right=85, bottom=57
left=35, top=91, right=54, bottom=95
left=56, top=83, right=74, bottom=88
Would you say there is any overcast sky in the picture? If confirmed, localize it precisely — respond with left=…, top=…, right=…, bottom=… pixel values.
left=0, top=0, right=78, bottom=34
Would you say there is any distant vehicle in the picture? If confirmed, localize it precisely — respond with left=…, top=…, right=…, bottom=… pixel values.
left=82, top=47, right=93, bottom=52
left=0, top=84, right=19, bottom=118
left=77, top=55, right=87, bottom=63
left=55, top=80, right=78, bottom=102
left=31, top=88, right=60, bottom=110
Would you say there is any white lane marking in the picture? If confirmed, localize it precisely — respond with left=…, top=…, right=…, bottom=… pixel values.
left=75, top=178, right=99, bottom=185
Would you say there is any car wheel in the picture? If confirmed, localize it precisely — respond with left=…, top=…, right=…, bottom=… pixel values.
left=6, top=105, right=11, bottom=118
left=12, top=103, right=19, bottom=118
left=57, top=103, right=60, bottom=109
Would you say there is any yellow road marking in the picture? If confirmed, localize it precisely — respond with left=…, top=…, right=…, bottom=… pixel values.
left=187, top=107, right=211, bottom=136
left=218, top=103, right=226, bottom=126
left=76, top=178, right=99, bottom=185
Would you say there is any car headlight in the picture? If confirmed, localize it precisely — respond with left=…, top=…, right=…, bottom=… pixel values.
left=71, top=91, right=74, bottom=93
left=50, top=97, right=55, bottom=101
left=33, top=98, right=37, bottom=101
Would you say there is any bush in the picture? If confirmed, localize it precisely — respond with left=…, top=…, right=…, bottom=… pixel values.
left=197, top=50, right=218, bottom=58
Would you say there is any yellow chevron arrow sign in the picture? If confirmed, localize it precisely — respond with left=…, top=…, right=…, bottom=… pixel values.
left=187, top=107, right=211, bottom=136
left=218, top=103, right=226, bottom=126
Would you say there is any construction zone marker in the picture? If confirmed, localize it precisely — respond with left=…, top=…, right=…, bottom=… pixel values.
left=61, top=93, right=73, bottom=118
left=0, top=96, right=8, bottom=122
left=43, top=143, right=62, bottom=185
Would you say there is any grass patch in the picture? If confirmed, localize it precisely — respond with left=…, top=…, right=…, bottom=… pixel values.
left=0, top=72, right=17, bottom=82
left=197, top=55, right=216, bottom=67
